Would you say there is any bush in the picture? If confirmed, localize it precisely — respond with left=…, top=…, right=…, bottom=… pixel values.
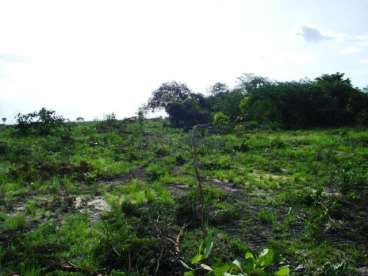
left=94, top=202, right=181, bottom=275
left=96, top=113, right=123, bottom=132
left=166, top=98, right=209, bottom=128
left=16, top=108, right=65, bottom=135
left=212, top=112, right=230, bottom=133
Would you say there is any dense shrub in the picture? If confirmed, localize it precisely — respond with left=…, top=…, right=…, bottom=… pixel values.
left=96, top=113, right=124, bottom=133
left=16, top=108, right=65, bottom=135
left=241, top=73, right=368, bottom=128
left=212, top=112, right=230, bottom=133
left=206, top=89, right=244, bottom=122
left=166, top=98, right=209, bottom=128
left=146, top=73, right=368, bottom=130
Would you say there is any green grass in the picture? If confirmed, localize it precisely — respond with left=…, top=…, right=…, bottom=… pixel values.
left=0, top=120, right=367, bottom=275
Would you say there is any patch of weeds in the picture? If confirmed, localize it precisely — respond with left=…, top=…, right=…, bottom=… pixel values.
left=1, top=182, right=27, bottom=201
left=258, top=209, right=277, bottom=225
left=1, top=213, right=26, bottom=231
left=146, top=163, right=167, bottom=181
left=106, top=180, right=173, bottom=207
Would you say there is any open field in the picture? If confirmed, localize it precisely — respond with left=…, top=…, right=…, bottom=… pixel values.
left=0, top=120, right=367, bottom=275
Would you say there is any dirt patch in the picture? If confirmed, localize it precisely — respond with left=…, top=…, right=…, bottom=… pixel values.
left=249, top=170, right=291, bottom=182
left=167, top=178, right=244, bottom=198
left=73, top=196, right=111, bottom=222
left=11, top=203, right=26, bottom=213
left=207, top=178, right=243, bottom=193
left=95, top=166, right=147, bottom=186
left=87, top=197, right=110, bottom=212
left=166, top=184, right=190, bottom=197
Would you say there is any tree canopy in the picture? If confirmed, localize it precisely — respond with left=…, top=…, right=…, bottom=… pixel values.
left=146, top=73, right=368, bottom=129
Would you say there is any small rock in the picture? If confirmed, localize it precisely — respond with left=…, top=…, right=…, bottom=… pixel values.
left=74, top=196, right=83, bottom=209
left=87, top=197, right=111, bottom=212
left=357, top=267, right=368, bottom=276
left=13, top=204, right=25, bottom=212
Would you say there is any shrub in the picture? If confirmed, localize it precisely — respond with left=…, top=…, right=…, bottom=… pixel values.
left=16, top=107, right=65, bottom=135
left=212, top=112, right=230, bottom=133
left=96, top=113, right=123, bottom=132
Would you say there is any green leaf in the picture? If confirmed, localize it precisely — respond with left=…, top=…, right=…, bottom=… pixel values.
left=184, top=272, right=195, bottom=276
left=275, top=266, right=290, bottom=276
left=258, top=248, right=270, bottom=258
left=200, top=263, right=213, bottom=271
left=245, top=251, right=255, bottom=260
left=203, top=229, right=214, bottom=258
left=252, top=268, right=266, bottom=276
left=232, top=259, right=243, bottom=270
left=179, top=260, right=193, bottom=270
left=204, top=240, right=214, bottom=258
left=191, top=254, right=204, bottom=264
left=243, top=257, right=255, bottom=274
left=198, top=241, right=204, bottom=255
left=212, top=264, right=232, bottom=276
left=257, top=248, right=274, bottom=267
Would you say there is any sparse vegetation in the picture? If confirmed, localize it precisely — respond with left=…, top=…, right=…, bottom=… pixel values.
left=0, top=116, right=367, bottom=275
left=0, top=73, right=368, bottom=275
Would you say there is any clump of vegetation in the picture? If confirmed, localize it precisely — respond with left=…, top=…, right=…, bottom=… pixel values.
left=15, top=107, right=65, bottom=135
left=145, top=72, right=368, bottom=130
left=96, top=113, right=123, bottom=133
left=145, top=81, right=210, bottom=128
left=213, top=112, right=230, bottom=133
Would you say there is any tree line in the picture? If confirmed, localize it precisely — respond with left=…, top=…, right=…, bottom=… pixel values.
left=145, top=73, right=368, bottom=129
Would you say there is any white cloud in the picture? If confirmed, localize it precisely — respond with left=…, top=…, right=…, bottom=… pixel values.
left=297, top=26, right=334, bottom=42
left=361, top=58, right=368, bottom=64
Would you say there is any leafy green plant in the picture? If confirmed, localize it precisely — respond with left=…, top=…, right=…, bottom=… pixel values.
left=213, top=112, right=231, bottom=133
left=1, top=213, right=26, bottom=231
left=217, top=248, right=290, bottom=276
left=181, top=229, right=215, bottom=275
left=258, top=209, right=277, bottom=225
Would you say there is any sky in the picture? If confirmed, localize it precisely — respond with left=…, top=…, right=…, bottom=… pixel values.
left=0, top=0, right=367, bottom=122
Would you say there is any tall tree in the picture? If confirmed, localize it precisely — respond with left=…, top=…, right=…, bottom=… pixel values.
left=146, top=81, right=193, bottom=111
left=146, top=81, right=209, bottom=128
left=208, top=82, right=229, bottom=96
left=237, top=73, right=270, bottom=92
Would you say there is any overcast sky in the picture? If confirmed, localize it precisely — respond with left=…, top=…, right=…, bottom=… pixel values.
left=0, top=0, right=367, bottom=122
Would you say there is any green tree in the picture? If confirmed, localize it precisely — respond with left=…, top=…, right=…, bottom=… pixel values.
left=165, top=98, right=209, bottom=128
left=315, top=72, right=357, bottom=125
left=207, top=89, right=244, bottom=121
left=16, top=107, right=65, bottom=135
left=146, top=81, right=193, bottom=111
left=237, top=73, right=270, bottom=92
left=146, top=81, right=209, bottom=128
left=208, top=82, right=229, bottom=96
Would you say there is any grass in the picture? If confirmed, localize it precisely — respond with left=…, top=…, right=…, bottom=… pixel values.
left=0, top=119, right=367, bottom=275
